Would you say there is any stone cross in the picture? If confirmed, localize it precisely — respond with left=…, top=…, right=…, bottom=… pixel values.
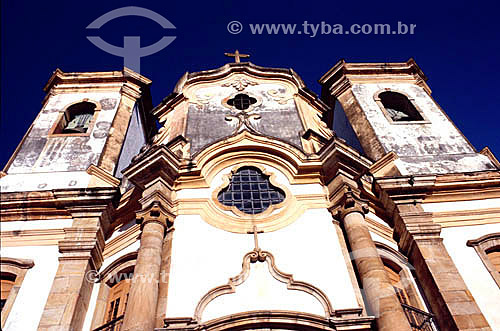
left=224, top=50, right=250, bottom=63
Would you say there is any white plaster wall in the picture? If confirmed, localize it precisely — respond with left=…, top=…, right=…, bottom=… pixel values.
left=0, top=218, right=73, bottom=231
left=1, top=245, right=60, bottom=331
left=422, top=198, right=500, bottom=213
left=166, top=208, right=359, bottom=320
left=441, top=224, right=500, bottom=329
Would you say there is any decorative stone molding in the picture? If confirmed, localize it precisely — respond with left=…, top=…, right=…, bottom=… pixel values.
left=162, top=310, right=374, bottom=331
left=330, top=186, right=369, bottom=221
left=319, top=58, right=431, bottom=97
left=87, top=164, right=121, bottom=187
left=221, top=77, right=258, bottom=91
left=0, top=257, right=35, bottom=328
left=194, top=248, right=336, bottom=322
left=467, top=233, right=500, bottom=288
left=211, top=164, right=290, bottom=218
left=136, top=201, right=173, bottom=234
left=480, top=147, right=500, bottom=169
left=0, top=187, right=118, bottom=222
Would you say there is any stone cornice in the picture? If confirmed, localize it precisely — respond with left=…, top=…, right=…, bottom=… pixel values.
left=0, top=187, right=119, bottom=223
left=0, top=257, right=35, bottom=269
left=319, top=58, right=431, bottom=96
left=43, top=67, right=151, bottom=93
left=319, top=138, right=373, bottom=184
left=480, top=147, right=500, bottom=169
left=374, top=170, right=500, bottom=204
left=163, top=310, right=373, bottom=331
left=123, top=144, right=182, bottom=189
left=87, top=164, right=121, bottom=187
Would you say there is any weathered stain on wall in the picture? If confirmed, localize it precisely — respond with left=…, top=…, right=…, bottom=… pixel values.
left=349, top=83, right=496, bottom=174
left=7, top=92, right=121, bottom=174
left=185, top=83, right=304, bottom=155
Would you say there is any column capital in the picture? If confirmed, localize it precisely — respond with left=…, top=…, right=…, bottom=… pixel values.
left=136, top=201, right=173, bottom=232
left=330, top=187, right=369, bottom=221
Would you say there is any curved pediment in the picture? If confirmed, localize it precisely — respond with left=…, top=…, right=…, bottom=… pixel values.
left=152, top=62, right=334, bottom=157
left=194, top=249, right=334, bottom=322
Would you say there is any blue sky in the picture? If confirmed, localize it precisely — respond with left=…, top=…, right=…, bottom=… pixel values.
left=1, top=0, right=499, bottom=168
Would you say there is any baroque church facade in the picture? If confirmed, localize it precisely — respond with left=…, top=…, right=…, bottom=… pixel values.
left=1, top=55, right=500, bottom=331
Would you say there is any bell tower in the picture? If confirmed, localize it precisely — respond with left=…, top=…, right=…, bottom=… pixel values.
left=319, top=59, right=498, bottom=175
left=1, top=68, right=155, bottom=192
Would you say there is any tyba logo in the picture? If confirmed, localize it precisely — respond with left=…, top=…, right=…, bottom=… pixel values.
left=87, top=6, right=176, bottom=73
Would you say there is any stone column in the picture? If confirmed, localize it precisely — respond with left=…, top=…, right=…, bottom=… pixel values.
left=394, top=203, right=491, bottom=331
left=121, top=202, right=170, bottom=331
left=38, top=207, right=108, bottom=331
left=333, top=192, right=412, bottom=331
left=155, top=228, right=174, bottom=328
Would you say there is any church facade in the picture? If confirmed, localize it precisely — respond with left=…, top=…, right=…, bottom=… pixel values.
left=1, top=56, right=499, bottom=331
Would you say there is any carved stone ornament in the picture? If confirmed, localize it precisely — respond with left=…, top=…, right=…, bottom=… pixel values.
left=193, top=248, right=335, bottom=321
left=222, top=77, right=258, bottom=91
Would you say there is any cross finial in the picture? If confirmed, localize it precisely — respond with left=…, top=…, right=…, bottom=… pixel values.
left=247, top=225, right=264, bottom=251
left=224, top=49, right=250, bottom=63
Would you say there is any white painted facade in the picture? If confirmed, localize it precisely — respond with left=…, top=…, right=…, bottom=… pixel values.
left=1, top=245, right=60, bottom=331
left=442, top=223, right=500, bottom=329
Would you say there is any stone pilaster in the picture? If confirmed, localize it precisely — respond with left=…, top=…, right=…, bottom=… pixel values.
left=121, top=201, right=172, bottom=331
left=393, top=203, right=491, bottom=331
left=331, top=189, right=412, bottom=331
left=38, top=206, right=109, bottom=331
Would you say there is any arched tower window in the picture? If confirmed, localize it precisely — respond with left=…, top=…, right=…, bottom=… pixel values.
left=49, top=101, right=98, bottom=135
left=62, top=101, right=96, bottom=133
left=378, top=91, right=424, bottom=122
